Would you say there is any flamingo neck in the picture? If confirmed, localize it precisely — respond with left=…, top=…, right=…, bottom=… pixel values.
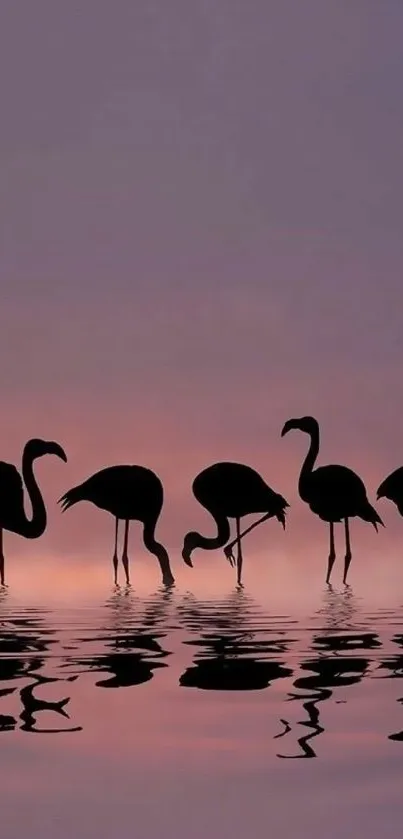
left=195, top=512, right=230, bottom=551
left=299, top=425, right=319, bottom=501
left=143, top=521, right=174, bottom=585
left=19, top=447, right=47, bottom=539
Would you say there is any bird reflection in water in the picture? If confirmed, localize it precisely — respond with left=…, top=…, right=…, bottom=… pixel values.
left=378, top=633, right=403, bottom=742
left=0, top=609, right=81, bottom=733
left=178, top=590, right=293, bottom=691
left=65, top=586, right=172, bottom=689
left=276, top=586, right=378, bottom=758
left=19, top=666, right=82, bottom=734
left=316, top=583, right=359, bottom=631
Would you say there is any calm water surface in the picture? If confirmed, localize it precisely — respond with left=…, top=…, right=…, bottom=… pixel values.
left=2, top=554, right=403, bottom=838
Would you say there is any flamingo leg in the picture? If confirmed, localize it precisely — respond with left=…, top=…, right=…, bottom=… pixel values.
left=236, top=517, right=244, bottom=587
left=224, top=512, right=272, bottom=563
left=326, top=522, right=336, bottom=584
left=0, top=528, right=4, bottom=586
left=122, top=519, right=130, bottom=585
left=113, top=518, right=119, bottom=585
left=343, top=518, right=352, bottom=584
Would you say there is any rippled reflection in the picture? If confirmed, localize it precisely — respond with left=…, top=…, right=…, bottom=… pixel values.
left=62, top=586, right=172, bottom=688
left=377, top=633, right=403, bottom=741
left=0, top=608, right=81, bottom=733
left=0, top=584, right=402, bottom=753
left=178, top=591, right=293, bottom=690
left=277, top=648, right=371, bottom=758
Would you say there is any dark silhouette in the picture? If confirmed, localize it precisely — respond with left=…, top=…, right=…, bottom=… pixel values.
left=313, top=631, right=381, bottom=653
left=281, top=416, right=383, bottom=583
left=0, top=613, right=80, bottom=733
left=182, top=462, right=288, bottom=585
left=64, top=588, right=172, bottom=689
left=59, top=465, right=174, bottom=586
left=278, top=648, right=371, bottom=758
left=180, top=644, right=291, bottom=691
left=67, top=650, right=167, bottom=689
left=377, top=467, right=403, bottom=517
left=19, top=670, right=82, bottom=734
left=178, top=591, right=293, bottom=691
left=378, top=634, right=403, bottom=742
left=276, top=583, right=377, bottom=758
left=0, top=439, right=67, bottom=585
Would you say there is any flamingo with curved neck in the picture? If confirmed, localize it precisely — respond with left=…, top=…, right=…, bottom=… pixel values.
left=281, top=416, right=383, bottom=584
left=59, top=464, right=175, bottom=587
left=182, top=461, right=288, bottom=586
left=0, top=438, right=67, bottom=585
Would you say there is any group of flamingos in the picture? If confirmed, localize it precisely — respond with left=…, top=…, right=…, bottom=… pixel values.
left=1, top=415, right=402, bottom=588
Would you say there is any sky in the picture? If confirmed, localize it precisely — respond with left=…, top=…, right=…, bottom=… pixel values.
left=1, top=1, right=403, bottom=574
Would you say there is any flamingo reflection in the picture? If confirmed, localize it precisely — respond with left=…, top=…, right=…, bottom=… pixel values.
left=178, top=591, right=293, bottom=691
left=65, top=588, right=172, bottom=689
left=378, top=634, right=403, bottom=742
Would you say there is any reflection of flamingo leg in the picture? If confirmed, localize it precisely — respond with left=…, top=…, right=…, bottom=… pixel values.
left=276, top=690, right=329, bottom=759
left=273, top=719, right=292, bottom=739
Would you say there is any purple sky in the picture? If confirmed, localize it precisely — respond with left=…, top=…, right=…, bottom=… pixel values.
left=1, top=1, right=403, bottom=561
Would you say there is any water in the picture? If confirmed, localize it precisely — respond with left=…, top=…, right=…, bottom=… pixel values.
left=1, top=554, right=403, bottom=839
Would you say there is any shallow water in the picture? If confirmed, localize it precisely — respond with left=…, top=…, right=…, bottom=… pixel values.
left=2, top=554, right=403, bottom=838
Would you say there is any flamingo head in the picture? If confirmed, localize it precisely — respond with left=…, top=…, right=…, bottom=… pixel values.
left=275, top=508, right=287, bottom=529
left=281, top=416, right=318, bottom=437
left=25, top=439, right=68, bottom=463
left=182, top=531, right=201, bottom=567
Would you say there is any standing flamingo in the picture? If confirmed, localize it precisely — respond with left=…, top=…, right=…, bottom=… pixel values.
left=281, top=416, right=383, bottom=584
left=377, top=467, right=403, bottom=516
left=59, top=465, right=174, bottom=586
left=0, top=438, right=67, bottom=585
left=181, top=461, right=288, bottom=586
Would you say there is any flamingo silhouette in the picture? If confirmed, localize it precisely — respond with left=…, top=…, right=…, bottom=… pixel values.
left=376, top=467, right=403, bottom=517
left=281, top=416, right=383, bottom=584
left=59, top=466, right=174, bottom=586
left=0, top=439, right=67, bottom=586
left=182, top=462, right=288, bottom=586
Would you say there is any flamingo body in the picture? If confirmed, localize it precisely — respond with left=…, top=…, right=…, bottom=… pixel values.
left=0, top=439, right=67, bottom=585
left=60, top=466, right=164, bottom=520
left=193, top=462, right=285, bottom=519
left=59, top=465, right=174, bottom=586
left=281, top=416, right=382, bottom=583
left=377, top=467, right=403, bottom=516
left=182, top=461, right=288, bottom=585
left=0, top=463, right=25, bottom=534
left=303, top=464, right=380, bottom=524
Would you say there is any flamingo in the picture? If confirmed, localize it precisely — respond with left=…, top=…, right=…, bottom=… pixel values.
left=59, top=465, right=174, bottom=586
left=281, top=416, right=383, bottom=584
left=181, top=461, right=289, bottom=586
left=0, top=438, right=67, bottom=585
left=377, top=467, right=403, bottom=516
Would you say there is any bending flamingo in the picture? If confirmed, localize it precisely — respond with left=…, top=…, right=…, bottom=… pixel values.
left=281, top=416, right=383, bottom=584
left=182, top=461, right=288, bottom=586
left=59, top=465, right=174, bottom=586
left=0, top=438, right=67, bottom=585
left=377, top=467, right=403, bottom=516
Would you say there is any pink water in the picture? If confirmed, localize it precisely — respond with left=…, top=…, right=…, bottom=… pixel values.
left=1, top=552, right=403, bottom=839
